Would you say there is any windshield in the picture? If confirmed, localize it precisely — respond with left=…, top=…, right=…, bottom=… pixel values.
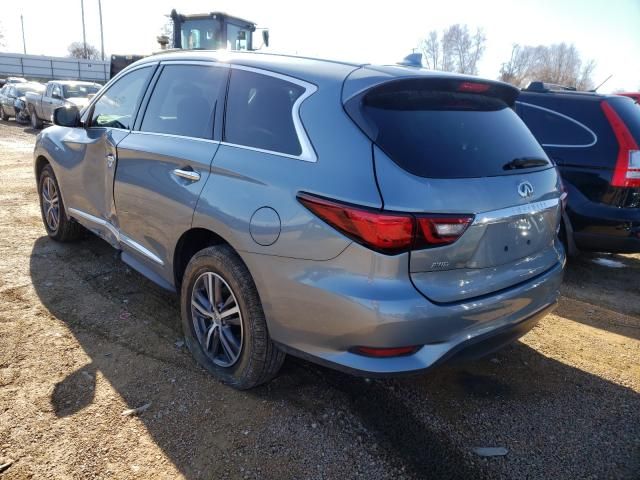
left=180, top=19, right=221, bottom=49
left=16, top=84, right=45, bottom=95
left=63, top=84, right=100, bottom=98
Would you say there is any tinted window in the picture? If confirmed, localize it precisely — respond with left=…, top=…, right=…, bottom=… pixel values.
left=91, top=67, right=151, bottom=129
left=520, top=103, right=595, bottom=146
left=140, top=64, right=225, bottom=139
left=225, top=69, right=304, bottom=156
left=360, top=86, right=548, bottom=178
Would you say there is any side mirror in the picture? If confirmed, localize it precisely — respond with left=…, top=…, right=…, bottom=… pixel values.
left=52, top=93, right=62, bottom=100
left=262, top=30, right=269, bottom=48
left=53, top=105, right=80, bottom=128
left=87, top=93, right=96, bottom=101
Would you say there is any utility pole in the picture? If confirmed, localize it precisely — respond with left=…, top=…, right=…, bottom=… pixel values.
left=98, top=0, right=105, bottom=61
left=80, top=0, right=88, bottom=59
left=20, top=15, right=27, bottom=54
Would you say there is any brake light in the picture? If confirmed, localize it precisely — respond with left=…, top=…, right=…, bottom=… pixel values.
left=457, top=81, right=491, bottom=93
left=298, top=193, right=473, bottom=254
left=601, top=101, right=640, bottom=187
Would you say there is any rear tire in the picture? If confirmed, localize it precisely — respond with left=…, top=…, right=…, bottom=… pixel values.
left=30, top=109, right=43, bottom=129
left=0, top=106, right=8, bottom=121
left=38, top=165, right=83, bottom=242
left=180, top=245, right=285, bottom=389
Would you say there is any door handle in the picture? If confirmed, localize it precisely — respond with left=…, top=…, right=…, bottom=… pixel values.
left=106, top=153, right=115, bottom=168
left=173, top=168, right=200, bottom=182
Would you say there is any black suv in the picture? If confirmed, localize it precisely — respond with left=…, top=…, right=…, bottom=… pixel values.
left=517, top=82, right=640, bottom=254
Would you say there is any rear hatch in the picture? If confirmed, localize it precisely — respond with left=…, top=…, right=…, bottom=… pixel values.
left=344, top=73, right=564, bottom=303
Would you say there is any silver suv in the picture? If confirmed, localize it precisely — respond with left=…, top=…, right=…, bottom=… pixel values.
left=34, top=51, right=565, bottom=389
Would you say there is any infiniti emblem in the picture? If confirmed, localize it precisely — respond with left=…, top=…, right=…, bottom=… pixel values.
left=518, top=181, right=534, bottom=198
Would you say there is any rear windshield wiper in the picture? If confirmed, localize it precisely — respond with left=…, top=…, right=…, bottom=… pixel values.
left=503, top=157, right=550, bottom=170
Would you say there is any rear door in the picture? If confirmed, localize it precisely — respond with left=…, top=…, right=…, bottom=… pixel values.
left=345, top=76, right=563, bottom=303
left=114, top=61, right=227, bottom=279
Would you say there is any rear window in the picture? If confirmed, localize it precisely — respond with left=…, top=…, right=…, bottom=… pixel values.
left=358, top=83, right=549, bottom=178
left=606, top=96, right=640, bottom=143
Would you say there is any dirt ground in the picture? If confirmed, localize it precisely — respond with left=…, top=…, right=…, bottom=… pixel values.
left=0, top=120, right=638, bottom=480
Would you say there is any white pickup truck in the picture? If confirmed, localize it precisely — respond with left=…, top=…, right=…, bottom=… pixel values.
left=25, top=80, right=101, bottom=129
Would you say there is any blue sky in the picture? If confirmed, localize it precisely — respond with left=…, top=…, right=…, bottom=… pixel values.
left=1, top=0, right=638, bottom=92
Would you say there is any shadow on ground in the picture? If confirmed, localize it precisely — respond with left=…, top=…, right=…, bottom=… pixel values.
left=561, top=252, right=640, bottom=339
left=29, top=235, right=640, bottom=479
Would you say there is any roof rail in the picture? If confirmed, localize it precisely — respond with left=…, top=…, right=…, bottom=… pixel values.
left=524, top=81, right=577, bottom=93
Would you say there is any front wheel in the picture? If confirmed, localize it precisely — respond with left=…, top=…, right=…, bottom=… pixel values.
left=30, top=109, right=43, bottom=129
left=180, top=245, right=285, bottom=389
left=0, top=106, right=8, bottom=121
left=38, top=165, right=83, bottom=242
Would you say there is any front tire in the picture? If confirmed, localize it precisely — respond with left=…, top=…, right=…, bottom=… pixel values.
left=38, top=165, right=83, bottom=242
left=180, top=245, right=285, bottom=389
left=0, top=106, right=8, bottom=121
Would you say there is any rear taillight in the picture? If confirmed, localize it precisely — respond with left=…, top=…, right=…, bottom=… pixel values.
left=601, top=101, right=640, bottom=187
left=298, top=193, right=473, bottom=254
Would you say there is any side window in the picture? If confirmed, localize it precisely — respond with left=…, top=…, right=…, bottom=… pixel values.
left=52, top=85, right=62, bottom=98
left=90, top=67, right=152, bottom=129
left=520, top=103, right=595, bottom=147
left=45, top=84, right=53, bottom=97
left=224, top=69, right=304, bottom=156
left=140, top=64, right=225, bottom=139
left=226, top=24, right=249, bottom=50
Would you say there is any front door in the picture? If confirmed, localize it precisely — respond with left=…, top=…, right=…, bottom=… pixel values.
left=114, top=62, right=227, bottom=280
left=63, top=65, right=154, bottom=245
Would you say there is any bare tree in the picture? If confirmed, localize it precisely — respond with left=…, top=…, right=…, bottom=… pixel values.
left=576, top=59, right=596, bottom=90
left=499, top=42, right=596, bottom=90
left=67, top=41, right=101, bottom=60
left=421, top=31, right=440, bottom=70
left=419, top=24, right=486, bottom=74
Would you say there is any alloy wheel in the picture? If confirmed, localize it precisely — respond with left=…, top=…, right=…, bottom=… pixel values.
left=41, top=176, right=60, bottom=232
left=191, top=271, right=243, bottom=367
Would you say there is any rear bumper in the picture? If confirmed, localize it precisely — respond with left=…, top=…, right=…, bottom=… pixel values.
left=276, top=302, right=555, bottom=377
left=573, top=231, right=640, bottom=254
left=242, top=243, right=564, bottom=376
left=568, top=202, right=640, bottom=253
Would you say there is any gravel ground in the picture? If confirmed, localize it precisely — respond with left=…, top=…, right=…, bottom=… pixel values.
left=0, top=120, right=638, bottom=479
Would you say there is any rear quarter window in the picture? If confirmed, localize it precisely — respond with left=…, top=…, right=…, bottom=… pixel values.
left=518, top=102, right=596, bottom=147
